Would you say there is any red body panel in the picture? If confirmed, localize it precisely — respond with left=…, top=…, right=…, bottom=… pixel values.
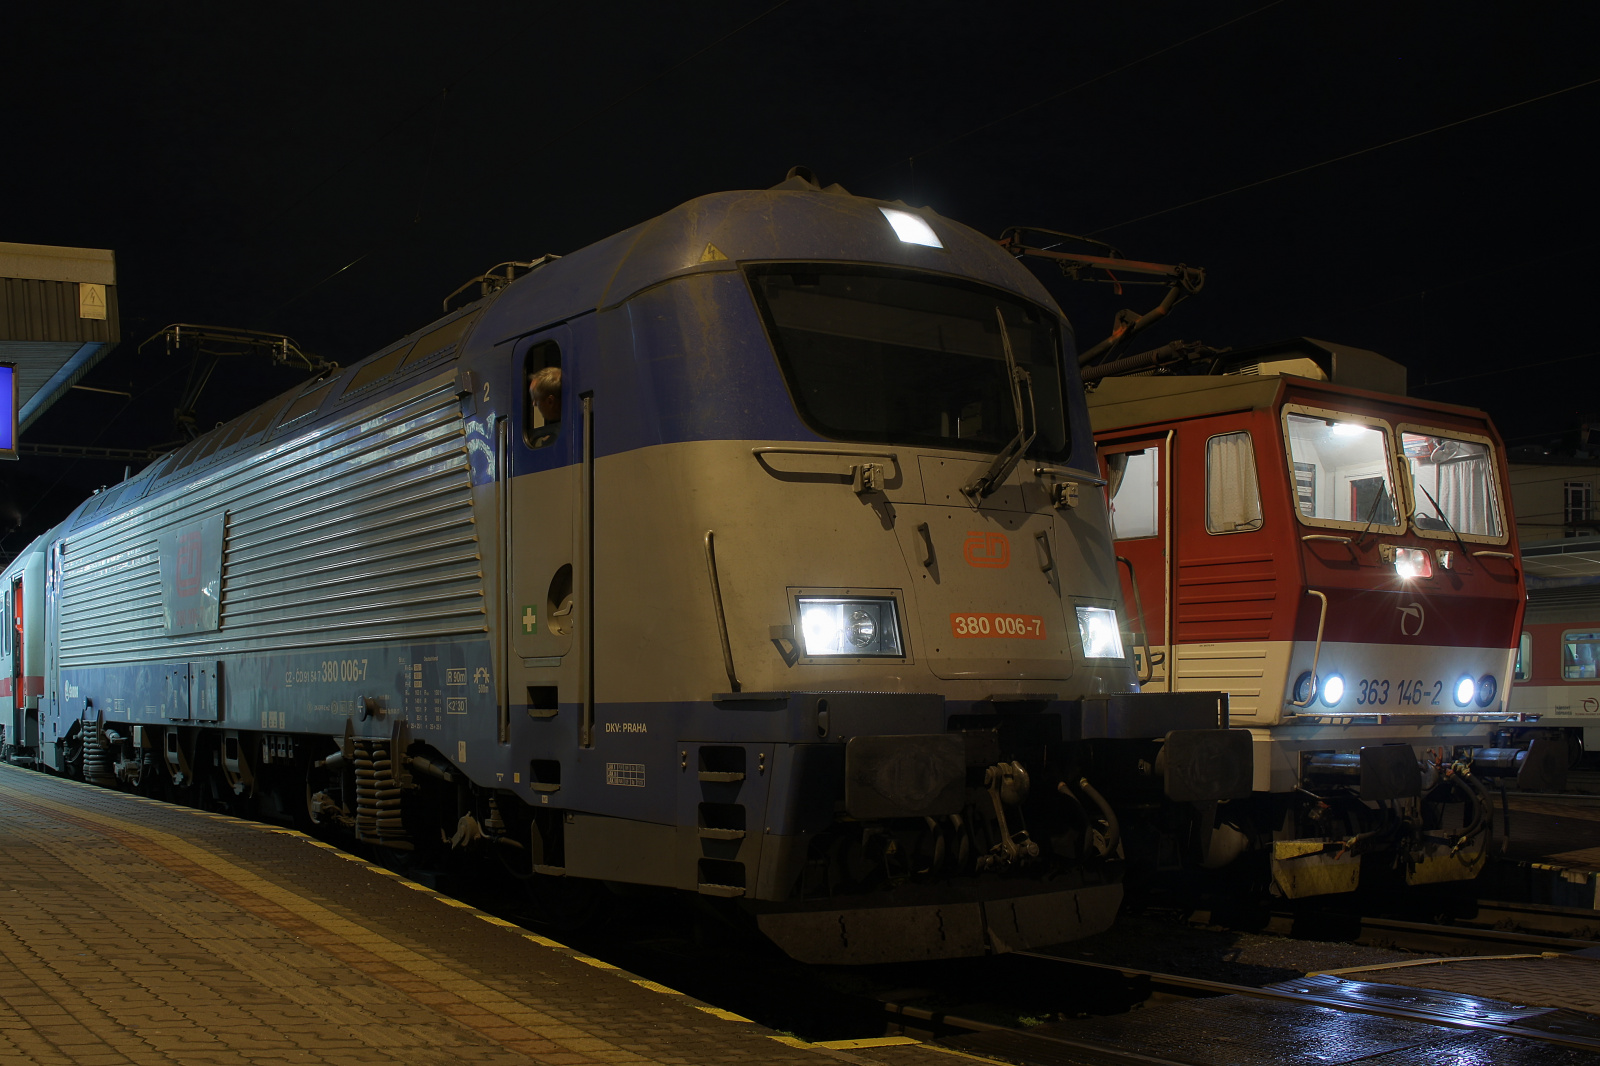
left=1097, top=377, right=1521, bottom=672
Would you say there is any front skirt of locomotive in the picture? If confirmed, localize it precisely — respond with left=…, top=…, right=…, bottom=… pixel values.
left=727, top=689, right=1251, bottom=964
left=752, top=873, right=1122, bottom=965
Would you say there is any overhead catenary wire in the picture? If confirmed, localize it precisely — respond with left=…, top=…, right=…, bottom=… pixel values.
left=1411, top=350, right=1596, bottom=391
left=854, top=0, right=1289, bottom=189
left=1093, top=73, right=1600, bottom=234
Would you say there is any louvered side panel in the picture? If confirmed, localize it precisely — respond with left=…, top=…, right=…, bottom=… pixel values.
left=1174, top=554, right=1278, bottom=641
left=59, top=537, right=164, bottom=666
left=57, top=375, right=486, bottom=664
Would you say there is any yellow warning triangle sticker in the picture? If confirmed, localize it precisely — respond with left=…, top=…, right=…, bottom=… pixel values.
left=699, top=243, right=728, bottom=263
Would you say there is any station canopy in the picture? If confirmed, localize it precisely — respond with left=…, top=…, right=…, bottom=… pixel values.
left=0, top=241, right=120, bottom=433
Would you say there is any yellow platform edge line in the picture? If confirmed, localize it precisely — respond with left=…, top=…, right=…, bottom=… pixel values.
left=815, top=1036, right=922, bottom=1049
left=697, top=1006, right=753, bottom=1023
left=477, top=914, right=520, bottom=928
left=629, top=978, right=681, bottom=995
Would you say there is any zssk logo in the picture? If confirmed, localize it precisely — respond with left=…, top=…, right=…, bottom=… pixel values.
left=963, top=531, right=1010, bottom=569
left=1397, top=601, right=1425, bottom=637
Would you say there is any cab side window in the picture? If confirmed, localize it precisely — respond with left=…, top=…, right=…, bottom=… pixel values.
left=523, top=341, right=562, bottom=449
left=1515, top=631, right=1532, bottom=681
left=1206, top=431, right=1264, bottom=533
left=1107, top=449, right=1159, bottom=539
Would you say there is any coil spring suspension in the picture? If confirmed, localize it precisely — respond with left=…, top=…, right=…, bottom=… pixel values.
left=83, top=723, right=115, bottom=787
left=354, top=737, right=411, bottom=850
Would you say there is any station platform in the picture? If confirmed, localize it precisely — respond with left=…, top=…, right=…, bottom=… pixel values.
left=0, top=764, right=960, bottom=1066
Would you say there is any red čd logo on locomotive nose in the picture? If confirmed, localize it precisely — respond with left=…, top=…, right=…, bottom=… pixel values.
left=1397, top=601, right=1425, bottom=637
left=174, top=530, right=204, bottom=596
left=963, top=531, right=1010, bottom=568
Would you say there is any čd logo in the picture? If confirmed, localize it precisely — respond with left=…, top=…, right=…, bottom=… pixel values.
left=963, top=531, right=1009, bottom=568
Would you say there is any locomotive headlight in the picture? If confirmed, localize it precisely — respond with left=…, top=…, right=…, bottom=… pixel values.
left=1321, top=674, right=1346, bottom=706
left=796, top=596, right=904, bottom=657
left=1393, top=547, right=1433, bottom=580
left=1076, top=606, right=1125, bottom=660
left=1454, top=675, right=1476, bottom=706
left=1476, top=674, right=1498, bottom=708
left=879, top=207, right=944, bottom=248
left=1292, top=671, right=1316, bottom=704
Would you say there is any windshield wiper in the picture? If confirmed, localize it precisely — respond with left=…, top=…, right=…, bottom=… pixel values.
left=1354, top=485, right=1391, bottom=548
left=963, top=308, right=1037, bottom=500
left=1417, top=483, right=1472, bottom=559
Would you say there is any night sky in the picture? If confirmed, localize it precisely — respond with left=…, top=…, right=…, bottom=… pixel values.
left=4, top=1, right=1597, bottom=554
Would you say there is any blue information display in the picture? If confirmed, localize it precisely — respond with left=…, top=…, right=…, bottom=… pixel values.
left=0, top=363, right=15, bottom=460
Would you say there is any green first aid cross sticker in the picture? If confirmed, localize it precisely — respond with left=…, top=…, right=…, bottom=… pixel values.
left=522, top=605, right=537, bottom=633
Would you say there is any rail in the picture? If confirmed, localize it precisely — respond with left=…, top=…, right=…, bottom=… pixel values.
left=1004, top=952, right=1600, bottom=1055
left=1289, top=589, right=1329, bottom=707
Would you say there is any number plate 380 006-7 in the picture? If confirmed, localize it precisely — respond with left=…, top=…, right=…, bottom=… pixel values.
left=949, top=613, right=1047, bottom=639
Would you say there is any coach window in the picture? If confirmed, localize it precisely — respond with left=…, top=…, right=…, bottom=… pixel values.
left=1206, top=431, right=1263, bottom=534
left=1515, top=631, right=1532, bottom=681
left=1106, top=449, right=1158, bottom=539
left=1563, top=630, right=1600, bottom=680
left=523, top=340, right=562, bottom=449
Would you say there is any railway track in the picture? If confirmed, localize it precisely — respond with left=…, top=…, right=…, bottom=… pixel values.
left=1185, top=898, right=1600, bottom=956
left=883, top=948, right=1600, bottom=1063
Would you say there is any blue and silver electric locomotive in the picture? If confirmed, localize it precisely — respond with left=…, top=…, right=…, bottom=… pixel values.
left=8, top=170, right=1247, bottom=963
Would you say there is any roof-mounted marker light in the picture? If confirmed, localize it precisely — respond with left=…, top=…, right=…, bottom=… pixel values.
left=879, top=207, right=943, bottom=249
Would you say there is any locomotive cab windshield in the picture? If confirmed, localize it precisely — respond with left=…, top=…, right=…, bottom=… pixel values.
left=749, top=264, right=1070, bottom=462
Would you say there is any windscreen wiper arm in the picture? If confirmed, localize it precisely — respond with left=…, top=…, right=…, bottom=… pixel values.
left=1417, top=484, right=1473, bottom=558
left=963, top=308, right=1037, bottom=500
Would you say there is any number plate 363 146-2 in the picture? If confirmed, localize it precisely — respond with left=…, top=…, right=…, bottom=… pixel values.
left=1353, top=678, right=1446, bottom=707
left=950, top=613, right=1047, bottom=639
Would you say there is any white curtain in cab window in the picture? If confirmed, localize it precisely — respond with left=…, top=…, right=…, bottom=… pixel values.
left=1206, top=432, right=1263, bottom=533
left=1403, top=434, right=1502, bottom=537
left=1109, top=450, right=1159, bottom=539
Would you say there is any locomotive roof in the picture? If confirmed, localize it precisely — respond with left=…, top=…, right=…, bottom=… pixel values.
left=1088, top=357, right=1495, bottom=434
left=40, top=176, right=1077, bottom=546
left=475, top=173, right=1062, bottom=345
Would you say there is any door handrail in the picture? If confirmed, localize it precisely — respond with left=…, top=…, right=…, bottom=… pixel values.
left=1290, top=589, right=1329, bottom=707
left=1116, top=556, right=1153, bottom=684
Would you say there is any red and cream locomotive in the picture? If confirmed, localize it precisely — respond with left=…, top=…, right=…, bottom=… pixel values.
left=1085, top=337, right=1561, bottom=896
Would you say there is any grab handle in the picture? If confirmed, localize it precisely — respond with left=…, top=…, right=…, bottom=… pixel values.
left=1290, top=589, right=1329, bottom=708
left=1301, top=534, right=1358, bottom=562
left=1116, top=556, right=1153, bottom=684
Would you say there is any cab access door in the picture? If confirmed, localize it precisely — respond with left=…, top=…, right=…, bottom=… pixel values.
left=1098, top=434, right=1171, bottom=689
left=508, top=321, right=585, bottom=738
